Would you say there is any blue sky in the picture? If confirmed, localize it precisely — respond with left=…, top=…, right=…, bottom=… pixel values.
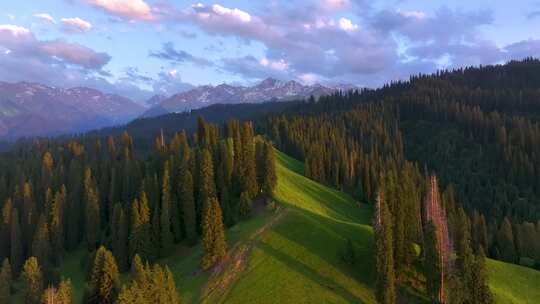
left=1, top=0, right=540, bottom=102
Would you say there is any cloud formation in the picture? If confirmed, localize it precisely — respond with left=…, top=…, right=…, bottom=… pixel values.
left=61, top=17, right=92, bottom=33
left=84, top=0, right=153, bottom=21
left=33, top=13, right=56, bottom=24
left=149, top=42, right=212, bottom=66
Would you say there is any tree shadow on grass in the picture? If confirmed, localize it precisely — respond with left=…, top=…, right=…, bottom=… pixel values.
left=254, top=240, right=369, bottom=304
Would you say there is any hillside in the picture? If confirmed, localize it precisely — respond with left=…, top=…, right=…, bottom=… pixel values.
left=9, top=149, right=540, bottom=303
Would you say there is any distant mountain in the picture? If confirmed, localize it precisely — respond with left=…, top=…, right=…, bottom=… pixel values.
left=0, top=82, right=145, bottom=139
left=142, top=78, right=356, bottom=117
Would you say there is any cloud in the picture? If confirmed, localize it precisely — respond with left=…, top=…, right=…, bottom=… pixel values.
left=338, top=17, right=358, bottom=32
left=152, top=70, right=195, bottom=96
left=0, top=23, right=111, bottom=84
left=39, top=41, right=109, bottom=69
left=220, top=56, right=290, bottom=79
left=61, top=17, right=92, bottom=33
left=33, top=13, right=56, bottom=24
left=528, top=11, right=540, bottom=19
left=149, top=42, right=212, bottom=66
left=84, top=0, right=153, bottom=21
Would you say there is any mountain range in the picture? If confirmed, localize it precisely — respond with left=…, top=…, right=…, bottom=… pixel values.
left=0, top=82, right=145, bottom=139
left=0, top=78, right=357, bottom=139
left=142, top=78, right=356, bottom=117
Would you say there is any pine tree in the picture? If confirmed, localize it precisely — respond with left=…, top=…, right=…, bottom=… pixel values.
left=129, top=192, right=153, bottom=262
left=111, top=204, right=128, bottom=271
left=471, top=248, right=494, bottom=304
left=260, top=141, right=277, bottom=198
left=1, top=198, right=13, bottom=261
left=373, top=191, right=396, bottom=304
left=50, top=186, right=66, bottom=264
left=10, top=208, right=23, bottom=275
left=86, top=246, right=120, bottom=304
left=425, top=222, right=444, bottom=304
left=56, top=279, right=73, bottom=304
left=22, top=257, right=44, bottom=304
left=201, top=197, right=226, bottom=270
left=160, top=161, right=174, bottom=254
left=198, top=148, right=216, bottom=211
left=84, top=168, right=101, bottom=250
left=240, top=123, right=258, bottom=198
left=238, top=191, right=252, bottom=218
left=31, top=214, right=51, bottom=267
left=179, top=170, right=196, bottom=244
left=497, top=217, right=517, bottom=263
left=0, top=258, right=12, bottom=304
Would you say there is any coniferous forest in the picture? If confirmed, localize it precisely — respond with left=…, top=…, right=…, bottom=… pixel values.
left=1, top=59, right=540, bottom=303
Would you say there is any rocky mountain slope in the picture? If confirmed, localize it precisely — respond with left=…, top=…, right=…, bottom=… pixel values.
left=143, top=78, right=356, bottom=117
left=0, top=82, right=145, bottom=139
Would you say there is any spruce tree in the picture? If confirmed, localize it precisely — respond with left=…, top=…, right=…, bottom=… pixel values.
left=111, top=204, right=128, bottom=271
left=240, top=122, right=258, bottom=198
left=1, top=198, right=13, bottom=261
left=31, top=214, right=51, bottom=267
left=201, top=197, right=226, bottom=270
left=10, top=208, right=23, bottom=275
left=260, top=141, right=277, bottom=198
left=0, top=258, right=12, bottom=304
left=180, top=170, right=196, bottom=244
left=497, top=217, right=517, bottom=263
left=56, top=279, right=73, bottom=304
left=160, top=161, right=174, bottom=254
left=471, top=248, right=494, bottom=304
left=238, top=191, right=252, bottom=219
left=50, top=186, right=66, bottom=264
left=21, top=257, right=44, bottom=304
left=373, top=192, right=396, bottom=304
left=86, top=246, right=120, bottom=304
left=425, top=222, right=443, bottom=304
left=84, top=168, right=101, bottom=250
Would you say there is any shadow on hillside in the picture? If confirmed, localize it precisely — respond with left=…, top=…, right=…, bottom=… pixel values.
left=254, top=240, right=368, bottom=304
left=273, top=202, right=375, bottom=284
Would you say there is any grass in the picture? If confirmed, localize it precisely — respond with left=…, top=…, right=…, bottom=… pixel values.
left=488, top=259, right=540, bottom=303
left=11, top=149, right=540, bottom=303
left=221, top=150, right=376, bottom=303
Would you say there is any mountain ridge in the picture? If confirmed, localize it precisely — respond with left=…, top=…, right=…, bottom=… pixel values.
left=142, top=78, right=357, bottom=117
left=0, top=81, right=146, bottom=139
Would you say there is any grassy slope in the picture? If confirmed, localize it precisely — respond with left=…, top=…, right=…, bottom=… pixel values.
left=488, top=259, right=540, bottom=303
left=221, top=150, right=376, bottom=303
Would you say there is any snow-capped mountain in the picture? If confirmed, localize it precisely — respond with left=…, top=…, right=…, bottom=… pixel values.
left=0, top=81, right=145, bottom=139
left=142, top=78, right=357, bottom=117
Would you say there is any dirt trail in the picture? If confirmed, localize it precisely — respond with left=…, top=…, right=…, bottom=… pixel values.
left=201, top=205, right=288, bottom=303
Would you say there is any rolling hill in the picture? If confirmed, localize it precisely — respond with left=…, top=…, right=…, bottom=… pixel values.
left=11, top=149, right=540, bottom=303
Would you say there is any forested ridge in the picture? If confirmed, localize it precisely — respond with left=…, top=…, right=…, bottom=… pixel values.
left=262, top=59, right=540, bottom=272
left=0, top=59, right=539, bottom=303
left=0, top=118, right=277, bottom=303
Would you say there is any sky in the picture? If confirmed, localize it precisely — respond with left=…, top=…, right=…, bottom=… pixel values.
left=1, top=0, right=540, bottom=102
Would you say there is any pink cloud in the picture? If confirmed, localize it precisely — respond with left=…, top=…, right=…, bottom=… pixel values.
left=61, top=17, right=92, bottom=33
left=85, top=0, right=153, bottom=21
left=40, top=41, right=109, bottom=69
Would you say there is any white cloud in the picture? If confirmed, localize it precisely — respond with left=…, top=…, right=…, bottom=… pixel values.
left=260, top=57, right=289, bottom=71
left=298, top=73, right=321, bottom=85
left=61, top=17, right=92, bottom=33
left=0, top=24, right=31, bottom=38
left=211, top=4, right=251, bottom=23
left=85, top=0, right=153, bottom=21
left=338, top=17, right=358, bottom=31
left=320, top=0, right=350, bottom=12
left=33, top=13, right=56, bottom=24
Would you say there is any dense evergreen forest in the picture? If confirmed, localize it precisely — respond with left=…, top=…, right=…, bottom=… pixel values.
left=0, top=59, right=539, bottom=303
left=262, top=59, right=540, bottom=272
left=0, top=118, right=277, bottom=303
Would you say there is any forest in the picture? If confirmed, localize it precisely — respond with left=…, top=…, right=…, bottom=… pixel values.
left=1, top=59, right=540, bottom=303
